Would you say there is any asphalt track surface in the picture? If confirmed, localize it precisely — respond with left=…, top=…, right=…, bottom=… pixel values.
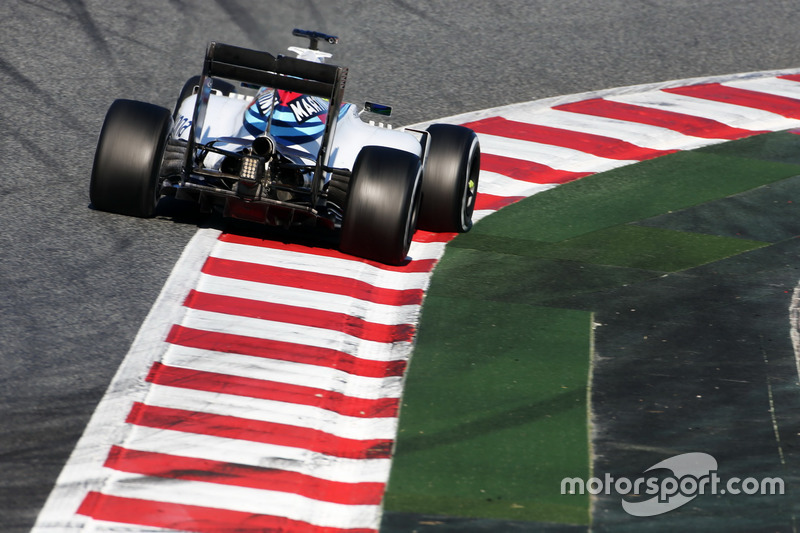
left=4, top=1, right=800, bottom=531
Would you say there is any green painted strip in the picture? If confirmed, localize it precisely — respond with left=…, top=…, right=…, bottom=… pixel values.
left=384, top=131, right=800, bottom=527
left=470, top=143, right=800, bottom=243
left=449, top=225, right=766, bottom=273
left=426, top=246, right=659, bottom=308
left=385, top=298, right=592, bottom=524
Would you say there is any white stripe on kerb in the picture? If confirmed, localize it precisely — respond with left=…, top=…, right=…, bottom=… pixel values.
left=142, top=383, right=399, bottom=440
left=477, top=171, right=557, bottom=197
left=120, top=426, right=392, bottom=482
left=478, top=133, right=637, bottom=173
left=161, top=344, right=404, bottom=399
left=721, top=77, right=800, bottom=100
left=607, top=91, right=800, bottom=131
left=179, top=308, right=414, bottom=361
left=210, top=240, right=435, bottom=290
left=498, top=107, right=719, bottom=151
left=95, top=473, right=382, bottom=530
left=194, top=272, right=421, bottom=325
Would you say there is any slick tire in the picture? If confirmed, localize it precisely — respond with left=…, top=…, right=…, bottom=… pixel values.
left=418, top=123, right=480, bottom=233
left=90, top=99, right=172, bottom=218
left=340, top=146, right=422, bottom=265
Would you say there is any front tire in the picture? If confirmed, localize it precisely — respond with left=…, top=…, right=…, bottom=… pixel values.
left=340, top=146, right=422, bottom=265
left=90, top=99, right=173, bottom=218
left=418, top=124, right=480, bottom=233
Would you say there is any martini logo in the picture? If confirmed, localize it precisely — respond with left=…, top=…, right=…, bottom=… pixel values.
left=286, top=94, right=326, bottom=123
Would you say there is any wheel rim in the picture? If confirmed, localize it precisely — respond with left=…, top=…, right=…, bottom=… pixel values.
left=460, top=137, right=480, bottom=230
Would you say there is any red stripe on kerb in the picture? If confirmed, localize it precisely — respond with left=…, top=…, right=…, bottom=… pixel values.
left=480, top=153, right=592, bottom=184
left=184, top=290, right=415, bottom=344
left=412, top=229, right=457, bottom=243
left=475, top=193, right=526, bottom=212
left=463, top=117, right=677, bottom=160
left=78, top=492, right=377, bottom=533
left=219, top=233, right=438, bottom=273
left=778, top=74, right=800, bottom=83
left=147, top=362, right=399, bottom=418
left=126, top=402, right=393, bottom=459
left=664, top=83, right=800, bottom=119
left=166, top=325, right=407, bottom=378
left=553, top=98, right=765, bottom=139
left=104, top=445, right=386, bottom=505
left=202, top=257, right=424, bottom=306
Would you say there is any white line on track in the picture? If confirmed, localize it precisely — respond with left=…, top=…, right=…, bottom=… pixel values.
left=32, top=228, right=222, bottom=532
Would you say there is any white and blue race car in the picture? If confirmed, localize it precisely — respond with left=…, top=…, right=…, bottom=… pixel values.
left=89, top=29, right=480, bottom=264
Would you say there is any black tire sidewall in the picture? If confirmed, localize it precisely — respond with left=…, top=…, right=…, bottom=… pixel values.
left=90, top=99, right=172, bottom=218
left=340, top=146, right=422, bottom=264
left=418, top=123, right=480, bottom=233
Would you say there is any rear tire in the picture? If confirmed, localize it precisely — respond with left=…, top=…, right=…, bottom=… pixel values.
left=90, top=99, right=173, bottom=218
left=340, top=146, right=422, bottom=265
left=418, top=124, right=480, bottom=233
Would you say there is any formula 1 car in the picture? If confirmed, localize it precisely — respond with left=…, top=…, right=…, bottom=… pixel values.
left=89, top=29, right=480, bottom=265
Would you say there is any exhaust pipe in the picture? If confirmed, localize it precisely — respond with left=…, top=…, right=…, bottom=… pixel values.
left=252, top=134, right=276, bottom=158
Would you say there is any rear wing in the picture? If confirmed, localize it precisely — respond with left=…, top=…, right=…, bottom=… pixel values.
left=187, top=41, right=348, bottom=206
